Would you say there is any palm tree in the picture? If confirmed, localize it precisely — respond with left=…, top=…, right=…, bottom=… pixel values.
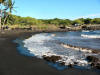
left=3, top=0, right=15, bottom=25
left=0, top=0, right=6, bottom=30
left=0, top=0, right=15, bottom=30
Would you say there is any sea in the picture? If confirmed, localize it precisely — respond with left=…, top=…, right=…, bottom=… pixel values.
left=14, top=30, right=100, bottom=70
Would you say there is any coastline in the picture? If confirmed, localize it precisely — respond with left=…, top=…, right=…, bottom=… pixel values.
left=0, top=30, right=100, bottom=75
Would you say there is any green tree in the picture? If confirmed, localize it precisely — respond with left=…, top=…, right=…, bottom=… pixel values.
left=0, top=0, right=6, bottom=29
left=91, top=18, right=100, bottom=24
left=3, top=0, right=15, bottom=25
left=72, top=19, right=83, bottom=26
left=84, top=18, right=92, bottom=24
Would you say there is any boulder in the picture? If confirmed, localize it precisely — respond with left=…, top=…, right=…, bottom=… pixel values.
left=60, top=62, right=65, bottom=66
left=86, top=56, right=99, bottom=62
left=43, top=55, right=61, bottom=63
left=92, top=50, right=100, bottom=54
left=86, top=56, right=100, bottom=69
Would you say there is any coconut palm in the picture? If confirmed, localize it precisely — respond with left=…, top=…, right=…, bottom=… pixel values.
left=0, top=0, right=6, bottom=29
left=3, top=0, right=15, bottom=25
left=0, top=0, right=15, bottom=29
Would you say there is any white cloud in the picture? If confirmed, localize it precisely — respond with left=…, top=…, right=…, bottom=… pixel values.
left=73, top=13, right=100, bottom=20
left=81, top=13, right=100, bottom=18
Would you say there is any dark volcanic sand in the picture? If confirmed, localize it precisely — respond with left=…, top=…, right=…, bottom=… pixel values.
left=0, top=30, right=100, bottom=75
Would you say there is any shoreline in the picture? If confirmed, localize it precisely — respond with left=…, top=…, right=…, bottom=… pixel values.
left=0, top=30, right=100, bottom=75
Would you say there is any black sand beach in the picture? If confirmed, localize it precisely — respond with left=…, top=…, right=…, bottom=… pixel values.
left=0, top=30, right=100, bottom=75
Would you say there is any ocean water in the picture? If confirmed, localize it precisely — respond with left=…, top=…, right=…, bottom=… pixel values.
left=14, top=30, right=100, bottom=70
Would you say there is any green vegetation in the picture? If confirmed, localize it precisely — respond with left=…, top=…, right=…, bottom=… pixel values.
left=0, top=0, right=15, bottom=29
left=2, top=14, right=100, bottom=26
left=0, top=0, right=100, bottom=30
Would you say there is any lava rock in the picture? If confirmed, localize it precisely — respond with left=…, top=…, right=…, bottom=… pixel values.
left=86, top=56, right=99, bottom=62
left=43, top=55, right=61, bottom=63
left=92, top=50, right=100, bottom=54
left=68, top=64, right=73, bottom=68
left=60, top=62, right=65, bottom=66
left=95, top=63, right=100, bottom=69
left=86, top=56, right=100, bottom=69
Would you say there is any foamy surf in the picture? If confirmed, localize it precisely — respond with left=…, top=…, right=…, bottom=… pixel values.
left=81, top=34, right=100, bottom=39
left=82, top=30, right=90, bottom=32
left=23, top=33, right=92, bottom=68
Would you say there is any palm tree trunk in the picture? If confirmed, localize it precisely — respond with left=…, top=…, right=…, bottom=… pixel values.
left=3, top=12, right=9, bottom=26
left=0, top=15, right=1, bottom=30
left=0, top=4, right=2, bottom=30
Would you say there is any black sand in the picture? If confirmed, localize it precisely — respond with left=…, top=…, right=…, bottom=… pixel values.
left=0, top=30, right=100, bottom=75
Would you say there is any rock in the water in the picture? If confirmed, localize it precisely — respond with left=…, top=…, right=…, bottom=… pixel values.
left=86, top=56, right=99, bottom=62
left=60, top=62, right=65, bottom=66
left=86, top=56, right=100, bottom=69
left=92, top=50, right=100, bottom=54
left=68, top=64, right=73, bottom=68
left=91, top=62, right=100, bottom=69
left=95, top=63, right=100, bottom=69
left=43, top=55, right=61, bottom=63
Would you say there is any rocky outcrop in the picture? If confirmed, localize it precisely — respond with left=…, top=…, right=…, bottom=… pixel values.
left=43, top=55, right=74, bottom=68
left=92, top=50, right=100, bottom=54
left=43, top=55, right=100, bottom=69
left=82, top=25, right=100, bottom=30
left=61, top=43, right=92, bottom=53
left=42, top=43, right=100, bottom=69
left=86, top=56, right=100, bottom=69
left=43, top=55, right=61, bottom=63
left=61, top=43, right=100, bottom=54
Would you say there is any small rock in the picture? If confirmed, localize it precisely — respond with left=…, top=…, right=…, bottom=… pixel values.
left=68, top=64, right=73, bottom=68
left=92, top=50, right=100, bottom=54
left=86, top=56, right=100, bottom=69
left=95, top=63, right=100, bottom=69
left=43, top=55, right=61, bottom=63
left=86, top=56, right=99, bottom=62
left=60, top=62, right=65, bottom=66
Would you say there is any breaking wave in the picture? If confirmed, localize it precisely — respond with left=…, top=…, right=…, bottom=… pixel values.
left=81, top=30, right=100, bottom=39
left=23, top=33, right=91, bottom=68
left=81, top=34, right=100, bottom=38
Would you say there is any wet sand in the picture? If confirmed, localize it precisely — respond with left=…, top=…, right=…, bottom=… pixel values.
left=0, top=30, right=100, bottom=75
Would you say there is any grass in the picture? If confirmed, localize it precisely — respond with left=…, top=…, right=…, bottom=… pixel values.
left=7, top=24, right=58, bottom=30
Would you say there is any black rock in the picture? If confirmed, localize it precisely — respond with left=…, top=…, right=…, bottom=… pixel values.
left=86, top=56, right=100, bottom=69
left=92, top=50, right=100, bottom=54
left=86, top=56, right=99, bottom=62
left=43, top=55, right=61, bottom=63
left=60, top=62, right=65, bottom=66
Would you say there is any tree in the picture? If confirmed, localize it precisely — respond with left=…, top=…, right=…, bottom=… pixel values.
left=3, top=0, right=15, bottom=25
left=0, top=0, right=6, bottom=29
left=50, top=18, right=60, bottom=25
left=91, top=18, right=100, bottom=24
left=78, top=18, right=84, bottom=25
left=0, top=0, right=15, bottom=30
left=84, top=18, right=92, bottom=25
left=72, top=19, right=83, bottom=26
left=64, top=19, right=72, bottom=26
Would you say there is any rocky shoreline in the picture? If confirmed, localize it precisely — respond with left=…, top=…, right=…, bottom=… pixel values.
left=42, top=43, right=100, bottom=69
left=0, top=30, right=100, bottom=75
left=42, top=54, right=100, bottom=69
left=61, top=43, right=100, bottom=54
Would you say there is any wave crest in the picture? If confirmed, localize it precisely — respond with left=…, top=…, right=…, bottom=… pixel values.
left=23, top=33, right=91, bottom=68
left=81, top=34, right=100, bottom=38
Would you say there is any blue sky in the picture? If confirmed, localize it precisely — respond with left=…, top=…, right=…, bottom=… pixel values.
left=13, top=0, right=100, bottom=20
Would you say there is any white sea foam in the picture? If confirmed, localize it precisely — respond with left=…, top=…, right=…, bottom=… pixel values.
left=82, top=30, right=90, bottom=32
left=81, top=34, right=100, bottom=38
left=23, top=33, right=90, bottom=67
left=93, top=30, right=100, bottom=33
left=23, top=33, right=54, bottom=58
